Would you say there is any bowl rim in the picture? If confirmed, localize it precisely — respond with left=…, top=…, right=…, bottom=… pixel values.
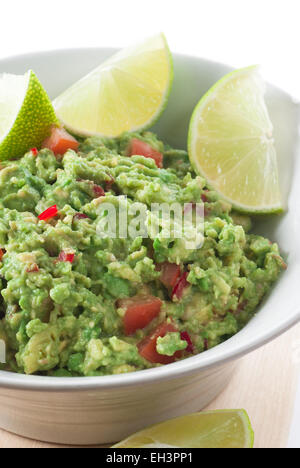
left=0, top=47, right=299, bottom=392
left=0, top=313, right=299, bottom=391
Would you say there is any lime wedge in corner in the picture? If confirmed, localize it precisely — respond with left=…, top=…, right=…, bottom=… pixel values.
left=0, top=71, right=58, bottom=161
left=53, top=34, right=173, bottom=138
left=113, top=409, right=254, bottom=448
left=188, top=66, right=282, bottom=214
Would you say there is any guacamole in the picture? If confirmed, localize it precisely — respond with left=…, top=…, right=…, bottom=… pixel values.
left=0, top=132, right=286, bottom=376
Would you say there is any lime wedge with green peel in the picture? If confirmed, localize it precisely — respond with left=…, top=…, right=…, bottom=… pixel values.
left=188, top=66, right=282, bottom=214
left=0, top=71, right=58, bottom=161
left=53, top=34, right=173, bottom=138
left=113, top=409, right=254, bottom=448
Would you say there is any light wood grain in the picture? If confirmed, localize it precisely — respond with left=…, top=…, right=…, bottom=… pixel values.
left=206, top=323, right=300, bottom=448
left=0, top=323, right=299, bottom=448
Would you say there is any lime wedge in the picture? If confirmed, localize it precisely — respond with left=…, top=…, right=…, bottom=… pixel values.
left=113, top=409, right=254, bottom=448
left=188, top=66, right=282, bottom=213
left=0, top=70, right=58, bottom=161
left=53, top=34, right=173, bottom=138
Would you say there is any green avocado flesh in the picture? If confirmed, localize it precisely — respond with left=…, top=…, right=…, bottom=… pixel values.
left=0, top=131, right=285, bottom=376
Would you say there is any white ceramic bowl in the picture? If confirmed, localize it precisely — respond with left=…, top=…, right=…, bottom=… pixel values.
left=0, top=49, right=299, bottom=446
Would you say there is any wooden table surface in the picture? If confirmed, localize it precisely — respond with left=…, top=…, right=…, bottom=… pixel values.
left=0, top=323, right=299, bottom=449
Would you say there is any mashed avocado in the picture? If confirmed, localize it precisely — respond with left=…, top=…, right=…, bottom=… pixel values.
left=0, top=132, right=285, bottom=376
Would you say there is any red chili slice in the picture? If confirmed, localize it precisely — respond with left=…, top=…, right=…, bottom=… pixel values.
left=172, top=272, right=190, bottom=300
left=30, top=148, right=39, bottom=157
left=38, top=205, right=58, bottom=221
left=58, top=251, right=75, bottom=263
left=180, top=331, right=194, bottom=354
left=0, top=249, right=4, bottom=261
left=73, top=213, right=89, bottom=221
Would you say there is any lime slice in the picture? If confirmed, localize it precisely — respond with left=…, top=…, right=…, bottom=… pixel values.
left=188, top=66, right=282, bottom=213
left=53, top=34, right=173, bottom=138
left=0, top=70, right=58, bottom=161
left=113, top=409, right=254, bottom=448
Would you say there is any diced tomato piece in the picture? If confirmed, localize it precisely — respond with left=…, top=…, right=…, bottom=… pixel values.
left=30, top=148, right=38, bottom=157
left=128, top=139, right=164, bottom=169
left=159, top=262, right=181, bottom=289
left=38, top=205, right=58, bottom=221
left=138, top=321, right=183, bottom=364
left=26, top=264, right=39, bottom=273
left=180, top=331, right=194, bottom=354
left=93, top=184, right=105, bottom=198
left=118, top=295, right=162, bottom=336
left=73, top=213, right=89, bottom=221
left=0, top=249, right=4, bottom=262
left=172, top=272, right=190, bottom=300
left=58, top=251, right=75, bottom=263
left=42, top=127, right=79, bottom=156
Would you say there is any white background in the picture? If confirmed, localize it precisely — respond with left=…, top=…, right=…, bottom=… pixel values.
left=1, top=0, right=300, bottom=447
left=0, top=0, right=300, bottom=98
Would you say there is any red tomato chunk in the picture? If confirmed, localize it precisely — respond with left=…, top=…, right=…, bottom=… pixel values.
left=138, top=321, right=183, bottom=364
left=93, top=184, right=105, bottom=198
left=42, top=127, right=79, bottom=156
left=159, top=262, right=181, bottom=289
left=117, top=295, right=162, bottom=336
left=128, top=138, right=163, bottom=168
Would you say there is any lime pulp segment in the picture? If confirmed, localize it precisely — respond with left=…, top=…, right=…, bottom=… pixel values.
left=53, top=34, right=173, bottom=137
left=0, top=70, right=58, bottom=161
left=113, top=409, right=254, bottom=448
left=188, top=66, right=282, bottom=213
